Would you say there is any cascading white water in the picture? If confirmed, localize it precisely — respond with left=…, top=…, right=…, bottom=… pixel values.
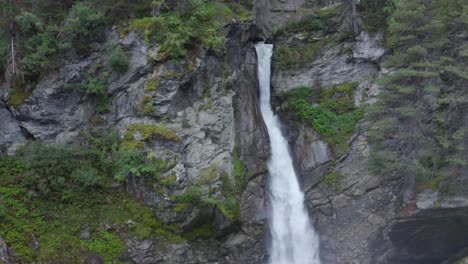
left=255, top=43, right=321, bottom=264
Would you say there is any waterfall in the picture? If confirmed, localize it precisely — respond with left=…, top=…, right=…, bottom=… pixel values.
left=255, top=43, right=321, bottom=264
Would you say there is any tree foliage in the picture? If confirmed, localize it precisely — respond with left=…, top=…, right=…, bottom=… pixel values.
left=132, top=0, right=237, bottom=60
left=368, top=0, right=468, bottom=195
left=1, top=131, right=167, bottom=200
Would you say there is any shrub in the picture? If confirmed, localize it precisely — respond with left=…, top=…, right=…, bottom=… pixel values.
left=173, top=186, right=204, bottom=205
left=131, top=0, right=232, bottom=60
left=15, top=143, right=102, bottom=199
left=145, top=77, right=159, bottom=92
left=64, top=3, right=105, bottom=42
left=65, top=73, right=108, bottom=96
left=112, top=149, right=167, bottom=182
left=0, top=114, right=180, bottom=263
left=19, top=21, right=65, bottom=78
left=107, top=45, right=129, bottom=73
left=137, top=96, right=154, bottom=114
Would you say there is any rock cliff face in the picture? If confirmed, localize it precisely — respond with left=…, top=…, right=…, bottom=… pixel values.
left=1, top=0, right=468, bottom=263
left=259, top=1, right=468, bottom=264
left=0, top=20, right=271, bottom=263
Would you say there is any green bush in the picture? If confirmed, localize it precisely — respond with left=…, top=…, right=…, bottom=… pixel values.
left=15, top=143, right=102, bottom=199
left=132, top=0, right=233, bottom=60
left=64, top=2, right=105, bottom=43
left=173, top=186, right=204, bottom=205
left=0, top=130, right=183, bottom=262
left=107, top=45, right=129, bottom=73
left=16, top=12, right=66, bottom=78
left=137, top=95, right=154, bottom=114
left=1, top=131, right=168, bottom=199
left=65, top=73, right=108, bottom=95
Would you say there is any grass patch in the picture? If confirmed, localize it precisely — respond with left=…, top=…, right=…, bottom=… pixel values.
left=323, top=171, right=341, bottom=186
left=124, top=123, right=181, bottom=142
left=137, top=96, right=154, bottom=115
left=145, top=77, right=159, bottom=92
left=88, top=231, right=125, bottom=262
left=8, top=87, right=32, bottom=107
left=0, top=185, right=180, bottom=263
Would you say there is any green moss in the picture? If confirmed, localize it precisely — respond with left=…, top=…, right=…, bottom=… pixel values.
left=134, top=224, right=153, bottom=240
left=160, top=174, right=177, bottom=188
left=233, top=154, right=248, bottom=191
left=173, top=203, right=188, bottom=212
left=125, top=123, right=181, bottom=142
left=154, top=228, right=184, bottom=243
left=0, top=184, right=177, bottom=263
left=137, top=95, right=154, bottom=114
left=183, top=223, right=213, bottom=241
left=88, top=231, right=125, bottom=263
left=212, top=196, right=240, bottom=221
left=320, top=82, right=359, bottom=114
left=90, top=115, right=106, bottom=125
left=145, top=77, right=159, bottom=92
left=0, top=133, right=176, bottom=262
left=323, top=171, right=341, bottom=186
left=197, top=165, right=219, bottom=186
left=119, top=140, right=144, bottom=151
left=172, top=158, right=249, bottom=222
left=225, top=2, right=252, bottom=22
left=8, top=88, right=32, bottom=107
left=173, top=186, right=204, bottom=205
left=282, top=82, right=362, bottom=155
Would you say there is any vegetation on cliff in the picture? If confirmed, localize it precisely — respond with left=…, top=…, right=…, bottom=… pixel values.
left=0, top=131, right=186, bottom=262
left=0, top=0, right=251, bottom=103
left=368, top=0, right=468, bottom=195
left=282, top=82, right=363, bottom=155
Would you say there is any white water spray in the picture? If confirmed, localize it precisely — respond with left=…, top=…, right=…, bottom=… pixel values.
left=255, top=43, right=321, bottom=264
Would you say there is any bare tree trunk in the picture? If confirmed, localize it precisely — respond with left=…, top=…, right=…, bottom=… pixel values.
left=351, top=0, right=359, bottom=35
left=4, top=0, right=21, bottom=96
left=8, top=18, right=16, bottom=77
left=31, top=0, right=38, bottom=10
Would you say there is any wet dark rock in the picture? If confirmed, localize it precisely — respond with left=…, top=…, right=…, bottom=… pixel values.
left=374, top=207, right=468, bottom=264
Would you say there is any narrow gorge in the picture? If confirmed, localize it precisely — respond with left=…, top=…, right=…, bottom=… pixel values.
left=0, top=0, right=467, bottom=264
